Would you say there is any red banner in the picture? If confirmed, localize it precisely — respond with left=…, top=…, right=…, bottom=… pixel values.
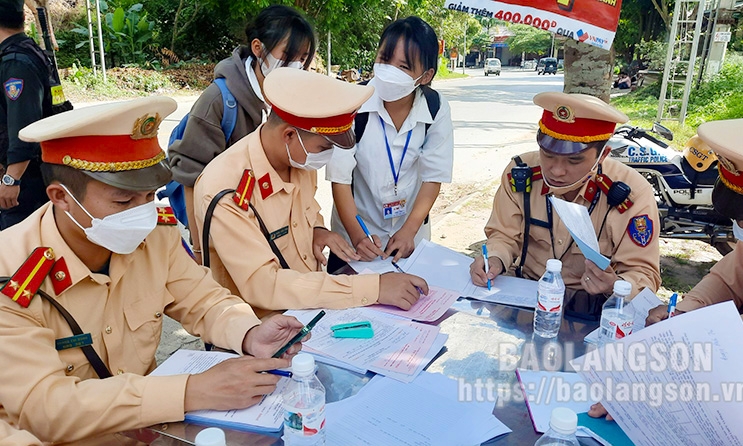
left=447, top=0, right=622, bottom=50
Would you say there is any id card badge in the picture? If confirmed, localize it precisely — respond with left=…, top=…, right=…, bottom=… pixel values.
left=382, top=194, right=407, bottom=220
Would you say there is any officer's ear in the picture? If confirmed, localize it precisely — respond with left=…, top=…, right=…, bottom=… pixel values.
left=47, top=183, right=71, bottom=212
left=598, top=145, right=612, bottom=163
left=281, top=125, right=298, bottom=146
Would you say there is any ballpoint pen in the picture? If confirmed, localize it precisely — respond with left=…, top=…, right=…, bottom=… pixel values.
left=355, top=214, right=375, bottom=245
left=390, top=260, right=424, bottom=295
left=668, top=293, right=678, bottom=318
left=482, top=244, right=491, bottom=291
left=264, top=369, right=293, bottom=378
left=272, top=310, right=326, bottom=358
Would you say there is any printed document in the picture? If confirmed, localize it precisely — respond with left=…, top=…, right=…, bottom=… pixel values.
left=150, top=350, right=285, bottom=432
left=570, top=301, right=743, bottom=446
left=326, top=372, right=511, bottom=445
left=372, top=285, right=460, bottom=322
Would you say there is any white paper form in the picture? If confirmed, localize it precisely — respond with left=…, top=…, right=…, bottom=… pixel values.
left=549, top=196, right=611, bottom=270
left=325, top=373, right=511, bottom=445
left=372, top=285, right=460, bottom=322
left=285, top=308, right=439, bottom=382
left=150, top=350, right=286, bottom=432
left=465, top=275, right=540, bottom=308
left=584, top=287, right=664, bottom=344
left=516, top=369, right=595, bottom=434
left=570, top=301, right=743, bottom=446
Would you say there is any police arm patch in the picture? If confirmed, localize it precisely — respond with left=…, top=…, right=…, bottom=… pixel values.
left=627, top=214, right=654, bottom=247
left=3, top=78, right=24, bottom=101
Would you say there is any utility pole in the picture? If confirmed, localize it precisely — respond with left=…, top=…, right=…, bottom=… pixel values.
left=327, top=31, right=332, bottom=77
left=462, top=21, right=466, bottom=74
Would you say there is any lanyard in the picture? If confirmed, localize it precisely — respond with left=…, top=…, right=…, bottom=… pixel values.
left=379, top=116, right=412, bottom=195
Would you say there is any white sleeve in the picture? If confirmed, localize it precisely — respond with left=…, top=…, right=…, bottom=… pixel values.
left=419, top=93, right=454, bottom=183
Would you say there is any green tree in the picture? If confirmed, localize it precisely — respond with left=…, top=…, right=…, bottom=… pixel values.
left=505, top=24, right=551, bottom=56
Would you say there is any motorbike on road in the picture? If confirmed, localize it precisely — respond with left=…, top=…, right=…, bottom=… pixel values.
left=606, top=122, right=736, bottom=256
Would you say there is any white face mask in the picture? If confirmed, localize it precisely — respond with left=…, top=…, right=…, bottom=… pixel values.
left=373, top=63, right=423, bottom=102
left=542, top=154, right=601, bottom=196
left=733, top=219, right=743, bottom=242
left=259, top=45, right=304, bottom=77
left=61, top=185, right=158, bottom=255
left=286, top=130, right=334, bottom=171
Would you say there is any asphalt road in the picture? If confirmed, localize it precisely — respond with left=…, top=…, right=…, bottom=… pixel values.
left=156, top=67, right=566, bottom=362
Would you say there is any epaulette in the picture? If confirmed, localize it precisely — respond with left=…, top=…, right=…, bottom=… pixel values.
left=594, top=173, right=634, bottom=213
left=233, top=169, right=256, bottom=211
left=1, top=247, right=55, bottom=307
left=157, top=206, right=177, bottom=225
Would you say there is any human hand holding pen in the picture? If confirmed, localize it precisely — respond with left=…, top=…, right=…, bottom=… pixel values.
left=482, top=245, right=491, bottom=291
left=469, top=255, right=503, bottom=287
left=354, top=214, right=386, bottom=261
left=645, top=297, right=686, bottom=326
left=378, top=271, right=428, bottom=310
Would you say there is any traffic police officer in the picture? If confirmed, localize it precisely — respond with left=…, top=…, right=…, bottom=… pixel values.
left=194, top=67, right=428, bottom=317
left=471, top=92, right=661, bottom=318
left=0, top=97, right=305, bottom=443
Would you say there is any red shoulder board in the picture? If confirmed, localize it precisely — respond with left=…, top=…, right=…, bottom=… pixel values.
left=233, top=169, right=256, bottom=211
left=50, top=257, right=72, bottom=295
left=584, top=179, right=598, bottom=202
left=157, top=206, right=177, bottom=225
left=616, top=198, right=634, bottom=214
left=1, top=247, right=56, bottom=307
left=531, top=166, right=543, bottom=182
left=594, top=173, right=613, bottom=194
left=258, top=172, right=273, bottom=200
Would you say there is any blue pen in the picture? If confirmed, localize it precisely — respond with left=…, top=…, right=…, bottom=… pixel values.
left=355, top=214, right=375, bottom=245
left=265, top=369, right=293, bottom=378
left=668, top=293, right=678, bottom=318
left=482, top=244, right=491, bottom=291
left=391, top=260, right=424, bottom=295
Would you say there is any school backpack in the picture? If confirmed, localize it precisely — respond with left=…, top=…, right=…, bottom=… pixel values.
left=353, top=84, right=441, bottom=143
left=158, top=77, right=237, bottom=227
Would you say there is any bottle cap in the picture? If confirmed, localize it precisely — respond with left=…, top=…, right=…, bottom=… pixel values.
left=549, top=407, right=578, bottom=435
left=613, top=280, right=632, bottom=296
left=545, top=259, right=562, bottom=273
left=291, top=353, right=316, bottom=376
left=194, top=427, right=226, bottom=446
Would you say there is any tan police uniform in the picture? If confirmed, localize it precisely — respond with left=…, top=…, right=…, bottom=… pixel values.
left=677, top=119, right=743, bottom=314
left=484, top=92, right=661, bottom=304
left=0, top=420, right=42, bottom=446
left=0, top=98, right=260, bottom=443
left=193, top=68, right=379, bottom=316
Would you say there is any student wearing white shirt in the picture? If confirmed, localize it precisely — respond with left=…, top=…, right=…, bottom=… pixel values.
left=326, top=16, right=454, bottom=269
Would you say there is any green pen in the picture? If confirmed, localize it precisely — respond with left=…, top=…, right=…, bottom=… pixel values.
left=272, top=310, right=326, bottom=358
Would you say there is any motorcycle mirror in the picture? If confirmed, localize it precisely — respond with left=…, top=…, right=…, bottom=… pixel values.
left=652, top=122, right=674, bottom=141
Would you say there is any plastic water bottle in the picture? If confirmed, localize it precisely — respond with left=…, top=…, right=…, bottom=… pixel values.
left=533, top=259, right=565, bottom=338
left=534, top=407, right=581, bottom=446
left=282, top=353, right=326, bottom=445
left=194, top=427, right=226, bottom=446
left=598, top=280, right=635, bottom=346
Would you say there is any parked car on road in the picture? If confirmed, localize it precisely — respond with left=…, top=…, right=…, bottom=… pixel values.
left=484, top=58, right=501, bottom=76
left=537, top=57, right=558, bottom=75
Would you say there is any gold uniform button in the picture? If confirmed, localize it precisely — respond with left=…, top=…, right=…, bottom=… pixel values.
left=66, top=364, right=74, bottom=373
left=292, top=221, right=298, bottom=228
left=105, top=326, right=112, bottom=334
left=302, top=254, right=307, bottom=260
left=558, top=239, right=564, bottom=245
left=154, top=312, right=162, bottom=318
left=55, top=271, right=67, bottom=281
left=117, top=369, right=124, bottom=375
left=361, top=297, right=369, bottom=305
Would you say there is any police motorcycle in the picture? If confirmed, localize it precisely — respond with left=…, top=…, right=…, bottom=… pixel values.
left=606, top=123, right=736, bottom=255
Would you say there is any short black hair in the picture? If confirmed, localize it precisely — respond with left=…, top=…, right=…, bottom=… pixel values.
left=245, top=5, right=316, bottom=70
left=377, top=16, right=439, bottom=84
left=0, top=9, right=24, bottom=29
left=40, top=163, right=92, bottom=200
left=712, top=179, right=743, bottom=220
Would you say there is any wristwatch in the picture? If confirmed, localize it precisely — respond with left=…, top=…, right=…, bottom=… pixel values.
left=1, top=174, right=20, bottom=186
